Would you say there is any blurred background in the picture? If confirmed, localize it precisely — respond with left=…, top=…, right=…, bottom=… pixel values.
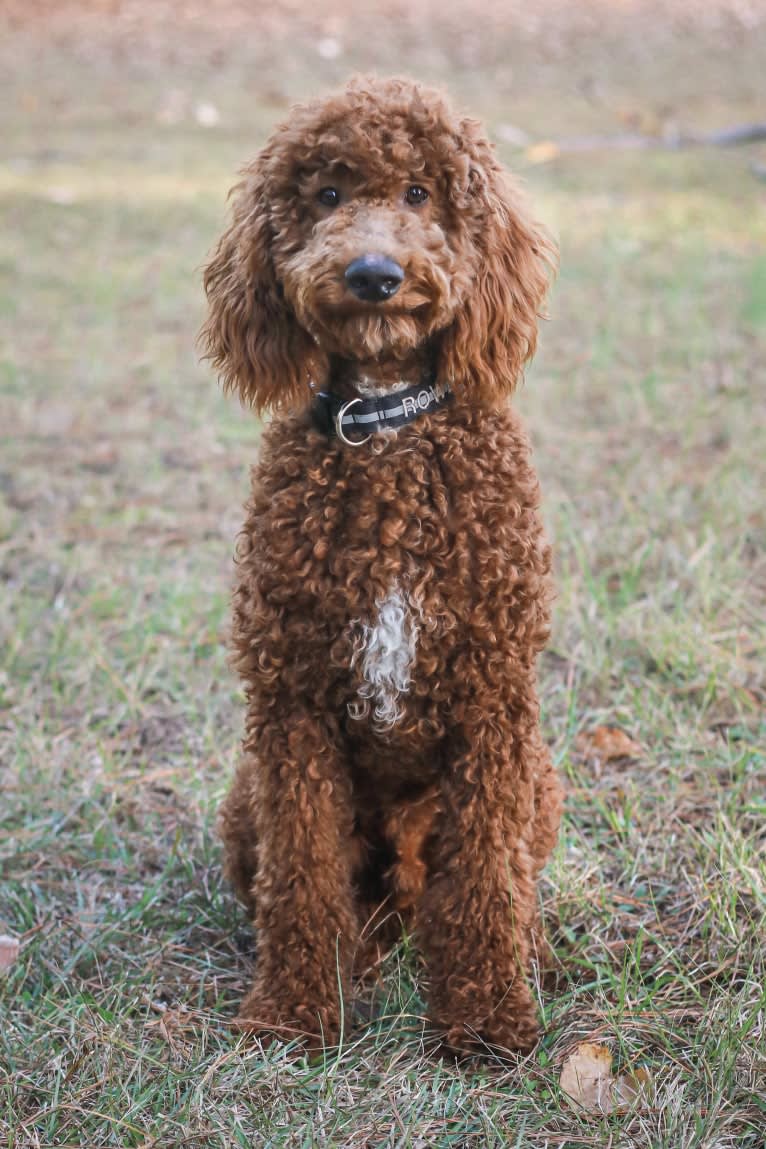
left=1, top=3, right=764, bottom=1145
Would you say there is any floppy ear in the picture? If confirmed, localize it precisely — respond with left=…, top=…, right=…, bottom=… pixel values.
left=439, top=154, right=556, bottom=402
left=199, top=151, right=317, bottom=414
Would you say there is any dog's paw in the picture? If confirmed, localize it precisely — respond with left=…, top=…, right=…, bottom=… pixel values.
left=233, top=989, right=341, bottom=1051
left=436, top=997, right=541, bottom=1060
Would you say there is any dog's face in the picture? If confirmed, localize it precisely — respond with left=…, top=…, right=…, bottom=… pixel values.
left=266, top=105, right=479, bottom=363
left=202, top=77, right=555, bottom=412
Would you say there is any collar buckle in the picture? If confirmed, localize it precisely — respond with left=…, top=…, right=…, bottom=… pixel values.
left=335, top=397, right=372, bottom=447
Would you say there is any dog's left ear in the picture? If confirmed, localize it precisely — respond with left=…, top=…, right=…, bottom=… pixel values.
left=439, top=141, right=557, bottom=402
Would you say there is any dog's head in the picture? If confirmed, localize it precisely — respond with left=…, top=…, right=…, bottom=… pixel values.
left=201, top=76, right=555, bottom=412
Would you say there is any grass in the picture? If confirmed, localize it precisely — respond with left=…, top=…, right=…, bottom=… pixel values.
left=1, top=5, right=765, bottom=1146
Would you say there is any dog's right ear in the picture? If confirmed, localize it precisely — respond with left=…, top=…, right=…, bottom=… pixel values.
left=200, top=151, right=316, bottom=413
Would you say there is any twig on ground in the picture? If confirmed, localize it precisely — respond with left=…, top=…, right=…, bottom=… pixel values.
left=523, top=122, right=766, bottom=160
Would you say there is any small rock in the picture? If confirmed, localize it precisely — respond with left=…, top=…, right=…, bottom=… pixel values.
left=317, top=37, right=342, bottom=60
left=195, top=102, right=220, bottom=128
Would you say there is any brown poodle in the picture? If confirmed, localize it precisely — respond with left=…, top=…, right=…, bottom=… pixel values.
left=201, top=75, right=563, bottom=1056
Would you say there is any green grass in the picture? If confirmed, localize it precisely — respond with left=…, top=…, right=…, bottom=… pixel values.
left=2, top=6, right=765, bottom=1146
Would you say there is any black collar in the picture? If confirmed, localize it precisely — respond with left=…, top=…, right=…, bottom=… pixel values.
left=310, top=380, right=452, bottom=445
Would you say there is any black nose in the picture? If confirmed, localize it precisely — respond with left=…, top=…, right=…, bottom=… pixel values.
left=344, top=254, right=404, bottom=302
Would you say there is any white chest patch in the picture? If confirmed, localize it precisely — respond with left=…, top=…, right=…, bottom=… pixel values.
left=349, top=587, right=418, bottom=730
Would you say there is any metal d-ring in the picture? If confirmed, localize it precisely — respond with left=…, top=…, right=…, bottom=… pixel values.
left=335, top=397, right=371, bottom=447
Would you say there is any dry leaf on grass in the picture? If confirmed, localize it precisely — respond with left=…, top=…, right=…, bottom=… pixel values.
left=560, top=1042, right=651, bottom=1112
left=524, top=141, right=560, bottom=164
left=576, top=725, right=643, bottom=764
left=0, top=935, right=20, bottom=972
left=83, top=444, right=119, bottom=473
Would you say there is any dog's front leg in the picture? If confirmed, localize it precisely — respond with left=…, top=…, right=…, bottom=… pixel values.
left=234, top=706, right=357, bottom=1049
left=418, top=713, right=542, bottom=1056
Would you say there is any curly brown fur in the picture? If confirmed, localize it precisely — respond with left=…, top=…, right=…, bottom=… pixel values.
left=204, top=76, right=563, bottom=1056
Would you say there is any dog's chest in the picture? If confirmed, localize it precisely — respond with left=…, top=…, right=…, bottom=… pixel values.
left=347, top=584, right=420, bottom=731
left=246, top=413, right=546, bottom=735
left=344, top=468, right=454, bottom=734
left=252, top=433, right=458, bottom=710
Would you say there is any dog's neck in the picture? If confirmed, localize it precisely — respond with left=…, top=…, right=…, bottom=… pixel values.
left=328, top=347, right=435, bottom=399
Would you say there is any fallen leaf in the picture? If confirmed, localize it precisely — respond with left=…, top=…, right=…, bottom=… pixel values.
left=524, top=141, right=560, bottom=164
left=576, top=725, right=643, bottom=764
left=560, top=1041, right=651, bottom=1112
left=0, top=935, right=20, bottom=972
left=560, top=1041, right=614, bottom=1110
left=83, top=444, right=119, bottom=473
left=616, top=1064, right=652, bottom=1105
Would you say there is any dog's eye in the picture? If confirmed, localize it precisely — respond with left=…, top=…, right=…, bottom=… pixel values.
left=405, top=185, right=429, bottom=206
left=318, top=187, right=341, bottom=208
